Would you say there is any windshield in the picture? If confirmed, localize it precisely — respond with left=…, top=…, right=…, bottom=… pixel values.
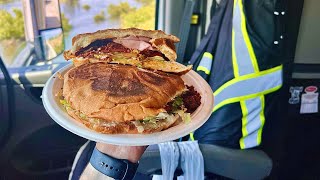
left=0, top=0, right=155, bottom=67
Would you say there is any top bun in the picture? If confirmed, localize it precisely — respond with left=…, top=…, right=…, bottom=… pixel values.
left=64, top=28, right=180, bottom=61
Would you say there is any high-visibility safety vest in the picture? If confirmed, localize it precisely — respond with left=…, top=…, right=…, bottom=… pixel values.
left=196, top=52, right=213, bottom=76
left=190, top=0, right=283, bottom=149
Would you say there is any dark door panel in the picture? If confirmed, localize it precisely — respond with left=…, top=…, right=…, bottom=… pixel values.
left=0, top=85, right=10, bottom=146
left=0, top=63, right=86, bottom=179
left=7, top=125, right=86, bottom=179
left=0, top=59, right=13, bottom=149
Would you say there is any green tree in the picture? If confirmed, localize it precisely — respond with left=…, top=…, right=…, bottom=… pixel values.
left=135, top=0, right=152, bottom=5
left=83, top=4, right=91, bottom=11
left=120, top=1, right=155, bottom=30
left=94, top=11, right=106, bottom=24
left=60, top=0, right=79, bottom=14
left=61, top=13, right=72, bottom=33
left=60, top=0, right=78, bottom=7
left=107, top=2, right=136, bottom=19
left=0, top=0, right=14, bottom=4
left=0, top=9, right=25, bottom=40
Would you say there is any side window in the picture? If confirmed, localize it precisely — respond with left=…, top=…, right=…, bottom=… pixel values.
left=55, top=0, right=156, bottom=63
left=0, top=0, right=26, bottom=67
left=0, top=0, right=156, bottom=67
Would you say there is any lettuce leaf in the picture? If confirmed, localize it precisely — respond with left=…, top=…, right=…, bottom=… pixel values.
left=142, top=112, right=169, bottom=125
left=172, top=96, right=183, bottom=111
left=175, top=110, right=191, bottom=124
left=60, top=99, right=70, bottom=107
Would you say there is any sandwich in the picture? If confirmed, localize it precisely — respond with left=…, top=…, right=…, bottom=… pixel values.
left=61, top=63, right=201, bottom=134
left=60, top=28, right=201, bottom=134
left=63, top=28, right=192, bottom=74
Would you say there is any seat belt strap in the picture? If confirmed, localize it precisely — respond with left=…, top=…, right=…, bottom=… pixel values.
left=176, top=0, right=195, bottom=63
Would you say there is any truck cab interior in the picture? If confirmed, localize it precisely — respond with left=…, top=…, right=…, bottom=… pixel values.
left=0, top=0, right=319, bottom=179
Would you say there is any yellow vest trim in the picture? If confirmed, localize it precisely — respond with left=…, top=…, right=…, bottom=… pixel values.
left=213, top=84, right=281, bottom=112
left=238, top=0, right=259, bottom=73
left=257, top=95, right=265, bottom=145
left=239, top=95, right=266, bottom=149
left=240, top=100, right=249, bottom=137
left=190, top=132, right=195, bottom=141
left=214, top=65, right=282, bottom=97
left=197, top=66, right=210, bottom=75
left=240, top=136, right=245, bottom=149
left=203, top=52, right=213, bottom=59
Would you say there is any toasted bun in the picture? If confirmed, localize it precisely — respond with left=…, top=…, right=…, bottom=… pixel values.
left=140, top=58, right=192, bottom=75
left=66, top=107, right=182, bottom=134
left=72, top=57, right=89, bottom=67
left=64, top=28, right=180, bottom=60
left=71, top=56, right=192, bottom=74
left=63, top=63, right=186, bottom=123
left=150, top=38, right=177, bottom=61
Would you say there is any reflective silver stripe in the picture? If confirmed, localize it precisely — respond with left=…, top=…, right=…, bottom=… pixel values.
left=196, top=52, right=213, bottom=74
left=213, top=68, right=283, bottom=108
left=233, top=0, right=255, bottom=75
left=244, top=97, right=262, bottom=135
left=240, top=96, right=266, bottom=149
left=242, top=129, right=259, bottom=149
left=234, top=0, right=261, bottom=149
left=230, top=0, right=282, bottom=149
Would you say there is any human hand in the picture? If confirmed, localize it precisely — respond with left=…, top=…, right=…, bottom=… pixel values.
left=96, top=143, right=148, bottom=163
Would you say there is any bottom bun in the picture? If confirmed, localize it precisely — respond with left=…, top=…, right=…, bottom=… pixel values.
left=66, top=108, right=182, bottom=134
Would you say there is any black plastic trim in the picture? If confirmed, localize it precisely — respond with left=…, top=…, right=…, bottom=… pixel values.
left=155, top=0, right=159, bottom=30
left=0, top=56, right=15, bottom=148
left=293, top=63, right=320, bottom=73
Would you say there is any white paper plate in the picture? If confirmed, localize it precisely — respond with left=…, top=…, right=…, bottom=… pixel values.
left=42, top=63, right=214, bottom=146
